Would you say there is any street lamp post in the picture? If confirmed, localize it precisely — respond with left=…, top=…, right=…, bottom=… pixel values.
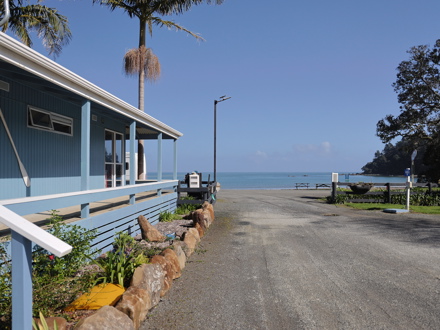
left=214, top=95, right=231, bottom=183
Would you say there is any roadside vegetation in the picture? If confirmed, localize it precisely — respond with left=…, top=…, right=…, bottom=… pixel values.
left=329, top=186, right=440, bottom=214
left=343, top=203, right=440, bottom=215
left=0, top=210, right=171, bottom=328
left=158, top=197, right=201, bottom=222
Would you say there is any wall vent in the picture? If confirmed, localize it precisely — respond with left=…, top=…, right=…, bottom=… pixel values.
left=92, top=114, right=98, bottom=121
left=0, top=80, right=10, bottom=92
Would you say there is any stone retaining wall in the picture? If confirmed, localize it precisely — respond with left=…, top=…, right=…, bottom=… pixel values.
left=70, top=202, right=215, bottom=330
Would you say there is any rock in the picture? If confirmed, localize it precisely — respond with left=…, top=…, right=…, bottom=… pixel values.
left=204, top=208, right=214, bottom=227
left=192, top=209, right=206, bottom=237
left=173, top=244, right=187, bottom=270
left=202, top=201, right=215, bottom=223
left=115, top=286, right=150, bottom=330
left=130, top=263, right=164, bottom=307
left=150, top=255, right=173, bottom=297
left=187, top=227, right=201, bottom=242
left=182, top=230, right=198, bottom=257
left=33, top=317, right=67, bottom=330
left=137, top=215, right=165, bottom=242
left=75, top=305, right=134, bottom=330
left=194, top=221, right=205, bottom=238
left=173, top=241, right=191, bottom=259
left=160, top=248, right=182, bottom=279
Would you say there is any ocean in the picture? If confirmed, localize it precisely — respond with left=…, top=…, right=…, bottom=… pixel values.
left=155, top=172, right=408, bottom=190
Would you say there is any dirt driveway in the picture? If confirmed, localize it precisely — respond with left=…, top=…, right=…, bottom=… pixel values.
left=142, top=189, right=440, bottom=330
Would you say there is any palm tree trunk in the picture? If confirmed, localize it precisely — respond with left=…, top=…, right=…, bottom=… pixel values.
left=137, top=20, right=147, bottom=180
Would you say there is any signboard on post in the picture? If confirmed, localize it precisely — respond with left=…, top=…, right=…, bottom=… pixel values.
left=404, top=168, right=411, bottom=177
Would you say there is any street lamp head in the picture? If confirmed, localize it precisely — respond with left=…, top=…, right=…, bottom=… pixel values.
left=216, top=95, right=231, bottom=103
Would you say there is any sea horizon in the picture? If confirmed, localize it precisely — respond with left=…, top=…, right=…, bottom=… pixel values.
left=150, top=171, right=408, bottom=190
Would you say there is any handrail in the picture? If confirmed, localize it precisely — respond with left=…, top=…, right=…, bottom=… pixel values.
left=0, top=203, right=72, bottom=329
left=0, top=205, right=72, bottom=257
left=1, top=179, right=179, bottom=216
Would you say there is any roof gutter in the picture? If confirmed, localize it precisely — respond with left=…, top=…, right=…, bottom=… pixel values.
left=0, top=0, right=10, bottom=27
left=0, top=33, right=183, bottom=140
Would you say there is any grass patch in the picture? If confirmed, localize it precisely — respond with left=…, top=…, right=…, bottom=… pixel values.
left=345, top=203, right=440, bottom=214
left=409, top=206, right=440, bottom=214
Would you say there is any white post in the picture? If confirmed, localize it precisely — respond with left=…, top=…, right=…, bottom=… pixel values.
left=406, top=175, right=411, bottom=210
left=331, top=173, right=338, bottom=202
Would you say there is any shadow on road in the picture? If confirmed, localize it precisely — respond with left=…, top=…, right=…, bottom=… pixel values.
left=347, top=215, right=440, bottom=246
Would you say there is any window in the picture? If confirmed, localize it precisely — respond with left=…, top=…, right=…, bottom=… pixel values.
left=105, top=130, right=124, bottom=188
left=28, top=106, right=73, bottom=136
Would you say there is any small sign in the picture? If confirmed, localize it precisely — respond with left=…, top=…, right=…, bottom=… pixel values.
left=404, top=168, right=411, bottom=176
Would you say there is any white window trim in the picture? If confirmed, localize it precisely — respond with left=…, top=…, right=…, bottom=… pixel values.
left=105, top=129, right=125, bottom=188
left=27, top=106, right=73, bottom=136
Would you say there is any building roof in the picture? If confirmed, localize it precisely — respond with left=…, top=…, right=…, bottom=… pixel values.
left=0, top=32, right=183, bottom=140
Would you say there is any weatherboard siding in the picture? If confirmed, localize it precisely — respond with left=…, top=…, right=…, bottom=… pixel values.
left=0, top=75, right=122, bottom=199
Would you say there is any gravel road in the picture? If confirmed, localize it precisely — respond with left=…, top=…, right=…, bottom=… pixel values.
left=142, top=189, right=440, bottom=330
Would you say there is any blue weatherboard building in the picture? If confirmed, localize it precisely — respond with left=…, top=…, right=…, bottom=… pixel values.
left=0, top=31, right=182, bottom=328
left=0, top=34, right=182, bottom=199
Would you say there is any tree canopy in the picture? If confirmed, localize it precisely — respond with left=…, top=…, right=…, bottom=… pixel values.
left=92, top=0, right=223, bottom=111
left=377, top=41, right=440, bottom=145
left=1, top=0, right=71, bottom=57
left=361, top=140, right=427, bottom=177
left=375, top=40, right=440, bottom=182
left=94, top=0, right=224, bottom=180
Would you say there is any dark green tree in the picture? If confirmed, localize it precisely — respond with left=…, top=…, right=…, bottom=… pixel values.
left=376, top=40, right=440, bottom=181
left=1, top=0, right=72, bottom=57
left=362, top=140, right=427, bottom=176
left=377, top=42, right=440, bottom=144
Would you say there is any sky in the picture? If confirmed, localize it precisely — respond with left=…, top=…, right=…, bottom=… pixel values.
left=9, top=0, right=440, bottom=173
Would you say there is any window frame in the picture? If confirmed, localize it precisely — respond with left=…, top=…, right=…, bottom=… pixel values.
left=27, top=106, right=73, bottom=136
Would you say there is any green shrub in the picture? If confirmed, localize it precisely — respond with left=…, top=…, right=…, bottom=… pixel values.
left=91, top=231, right=145, bottom=288
left=391, top=192, right=440, bottom=206
left=159, top=211, right=182, bottom=222
left=175, top=196, right=202, bottom=215
left=329, top=190, right=440, bottom=206
left=32, top=311, right=58, bottom=330
left=33, top=210, right=98, bottom=278
left=32, top=210, right=98, bottom=317
left=0, top=210, right=99, bottom=325
left=0, top=242, right=11, bottom=326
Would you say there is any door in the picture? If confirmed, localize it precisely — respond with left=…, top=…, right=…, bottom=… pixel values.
left=105, top=130, right=124, bottom=187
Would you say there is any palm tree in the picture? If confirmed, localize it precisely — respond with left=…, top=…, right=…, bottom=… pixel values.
left=1, top=0, right=71, bottom=57
left=94, top=0, right=224, bottom=180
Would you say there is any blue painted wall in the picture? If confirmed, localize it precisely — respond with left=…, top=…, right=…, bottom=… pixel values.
left=0, top=74, right=127, bottom=199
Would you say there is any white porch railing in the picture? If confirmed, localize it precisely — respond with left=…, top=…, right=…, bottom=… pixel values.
left=0, top=180, right=178, bottom=329
left=0, top=206, right=72, bottom=329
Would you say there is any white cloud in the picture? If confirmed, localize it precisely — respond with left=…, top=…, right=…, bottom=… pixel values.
left=255, top=150, right=268, bottom=159
left=293, top=141, right=333, bottom=156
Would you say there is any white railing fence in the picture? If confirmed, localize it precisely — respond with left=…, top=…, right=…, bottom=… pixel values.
left=0, top=205, right=72, bottom=329
left=0, top=180, right=178, bottom=329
